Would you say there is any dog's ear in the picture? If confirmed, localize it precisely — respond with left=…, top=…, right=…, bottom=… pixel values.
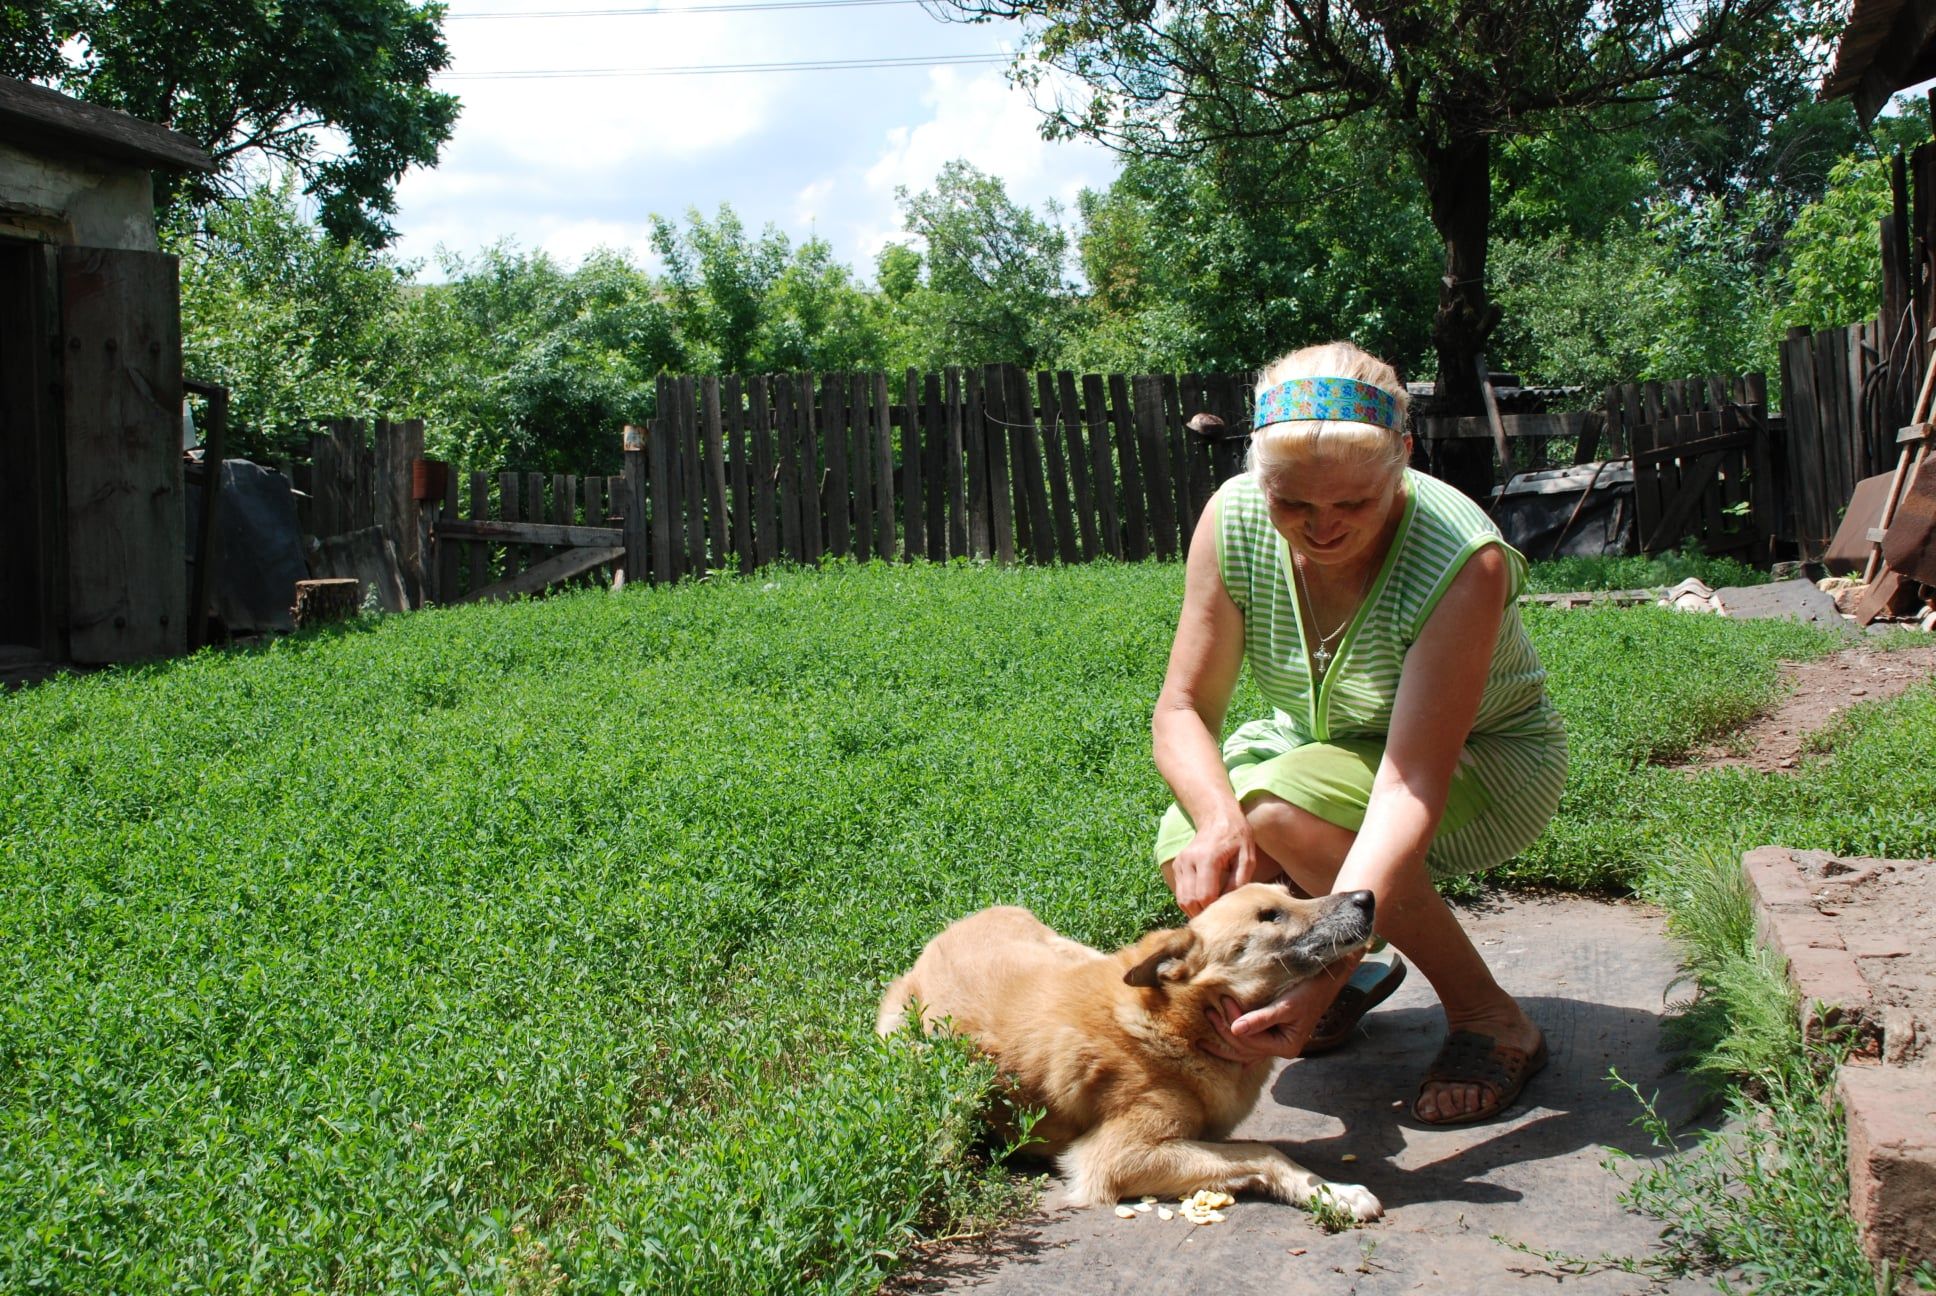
left=1123, top=927, right=1200, bottom=988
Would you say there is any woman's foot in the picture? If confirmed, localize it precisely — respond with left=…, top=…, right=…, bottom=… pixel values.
left=1413, top=1003, right=1545, bottom=1124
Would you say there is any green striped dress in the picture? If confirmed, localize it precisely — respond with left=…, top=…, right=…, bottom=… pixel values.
left=1154, top=469, right=1568, bottom=878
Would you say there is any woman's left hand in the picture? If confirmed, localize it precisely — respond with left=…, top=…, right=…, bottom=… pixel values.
left=1199, top=952, right=1363, bottom=1063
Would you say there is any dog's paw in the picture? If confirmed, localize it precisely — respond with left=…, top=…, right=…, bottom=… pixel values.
left=1313, top=1181, right=1382, bottom=1221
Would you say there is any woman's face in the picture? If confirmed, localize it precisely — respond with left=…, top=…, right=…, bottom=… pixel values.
left=1258, top=451, right=1406, bottom=571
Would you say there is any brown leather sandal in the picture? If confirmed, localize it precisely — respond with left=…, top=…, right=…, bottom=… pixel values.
left=1411, top=1029, right=1549, bottom=1126
left=1302, top=956, right=1407, bottom=1056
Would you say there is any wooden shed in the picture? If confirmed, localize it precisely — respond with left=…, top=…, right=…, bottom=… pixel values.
left=1822, top=0, right=1936, bottom=125
left=1, top=75, right=213, bottom=666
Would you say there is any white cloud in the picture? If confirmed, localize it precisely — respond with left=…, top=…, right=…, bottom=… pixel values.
left=862, top=64, right=1113, bottom=214
left=839, top=63, right=1116, bottom=267
left=433, top=14, right=777, bottom=169
left=794, top=177, right=836, bottom=228
left=385, top=6, right=1119, bottom=281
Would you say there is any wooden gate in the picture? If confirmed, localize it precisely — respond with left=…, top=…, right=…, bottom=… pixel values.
left=426, top=468, right=628, bottom=605
left=1606, top=375, right=1775, bottom=560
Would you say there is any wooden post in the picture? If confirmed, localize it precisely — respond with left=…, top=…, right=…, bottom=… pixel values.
left=525, top=469, right=547, bottom=575
left=847, top=372, right=873, bottom=560
left=437, top=461, right=459, bottom=603
left=623, top=424, right=648, bottom=585
left=776, top=375, right=802, bottom=563
left=678, top=376, right=706, bottom=574
left=999, top=367, right=1043, bottom=562
left=1475, top=354, right=1510, bottom=489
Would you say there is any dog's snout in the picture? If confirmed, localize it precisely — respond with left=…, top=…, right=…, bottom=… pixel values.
left=1343, top=889, right=1374, bottom=919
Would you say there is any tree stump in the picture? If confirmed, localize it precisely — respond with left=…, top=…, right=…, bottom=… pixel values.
left=292, top=578, right=360, bottom=628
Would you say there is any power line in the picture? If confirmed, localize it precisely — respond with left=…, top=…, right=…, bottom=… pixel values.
left=438, top=52, right=1010, bottom=78
left=447, top=0, right=926, bottom=17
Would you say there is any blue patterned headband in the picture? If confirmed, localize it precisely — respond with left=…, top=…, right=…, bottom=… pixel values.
left=1253, top=377, right=1401, bottom=432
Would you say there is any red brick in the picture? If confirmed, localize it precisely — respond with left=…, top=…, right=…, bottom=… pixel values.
left=1837, top=1066, right=1936, bottom=1287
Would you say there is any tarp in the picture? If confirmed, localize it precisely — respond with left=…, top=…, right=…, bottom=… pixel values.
left=1488, top=460, right=1634, bottom=560
left=185, top=459, right=307, bottom=635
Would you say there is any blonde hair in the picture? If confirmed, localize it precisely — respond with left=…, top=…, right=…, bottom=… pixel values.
left=1249, top=341, right=1410, bottom=483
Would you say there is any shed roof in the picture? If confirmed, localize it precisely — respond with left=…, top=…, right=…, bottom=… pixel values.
left=0, top=75, right=213, bottom=173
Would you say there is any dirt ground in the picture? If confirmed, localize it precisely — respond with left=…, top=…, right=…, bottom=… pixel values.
left=1676, top=643, right=1936, bottom=773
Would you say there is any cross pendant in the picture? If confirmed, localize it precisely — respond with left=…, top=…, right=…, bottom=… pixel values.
left=1311, top=643, right=1332, bottom=676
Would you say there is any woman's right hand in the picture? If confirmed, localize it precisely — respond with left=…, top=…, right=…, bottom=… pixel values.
left=1167, top=814, right=1265, bottom=916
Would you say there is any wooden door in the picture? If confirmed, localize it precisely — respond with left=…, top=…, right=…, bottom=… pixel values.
left=60, top=245, right=186, bottom=663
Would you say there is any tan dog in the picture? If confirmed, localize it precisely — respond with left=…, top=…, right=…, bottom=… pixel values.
left=876, top=883, right=1383, bottom=1219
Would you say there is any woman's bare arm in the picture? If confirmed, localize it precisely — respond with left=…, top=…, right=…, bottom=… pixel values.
left=1333, top=544, right=1510, bottom=906
left=1151, top=499, right=1265, bottom=915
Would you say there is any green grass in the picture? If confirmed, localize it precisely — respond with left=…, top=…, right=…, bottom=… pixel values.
left=1612, top=843, right=1909, bottom=1295
left=1521, top=550, right=1771, bottom=595
left=2, top=558, right=1931, bottom=1292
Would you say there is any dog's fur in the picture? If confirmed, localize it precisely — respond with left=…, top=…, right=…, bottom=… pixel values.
left=876, top=884, right=1382, bottom=1218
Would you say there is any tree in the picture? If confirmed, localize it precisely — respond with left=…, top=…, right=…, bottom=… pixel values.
left=947, top=0, right=1832, bottom=414
left=651, top=205, right=885, bottom=375
left=3, top=0, right=458, bottom=245
left=401, top=244, right=676, bottom=472
left=1068, top=118, right=1440, bottom=375
left=891, top=160, right=1077, bottom=368
left=170, top=178, right=413, bottom=458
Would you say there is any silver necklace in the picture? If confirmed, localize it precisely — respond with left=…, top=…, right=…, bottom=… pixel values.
left=1293, top=552, right=1375, bottom=677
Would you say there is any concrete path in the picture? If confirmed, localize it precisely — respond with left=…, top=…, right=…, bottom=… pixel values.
left=893, top=895, right=1718, bottom=1295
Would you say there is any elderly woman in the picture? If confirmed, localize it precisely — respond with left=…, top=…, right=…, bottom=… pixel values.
left=1151, top=341, right=1567, bottom=1125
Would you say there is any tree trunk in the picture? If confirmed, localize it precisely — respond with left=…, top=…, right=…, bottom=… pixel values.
left=1421, top=132, right=1499, bottom=502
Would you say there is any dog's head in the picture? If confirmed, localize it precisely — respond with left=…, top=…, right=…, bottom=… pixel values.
left=1122, top=883, right=1376, bottom=1005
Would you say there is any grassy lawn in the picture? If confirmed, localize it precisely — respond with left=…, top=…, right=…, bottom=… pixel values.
left=3, top=556, right=1931, bottom=1293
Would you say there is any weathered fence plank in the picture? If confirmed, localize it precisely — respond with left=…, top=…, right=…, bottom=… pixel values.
left=1037, top=369, right=1080, bottom=564
left=822, top=372, right=851, bottom=559
left=982, top=364, right=1016, bottom=564
left=903, top=368, right=926, bottom=561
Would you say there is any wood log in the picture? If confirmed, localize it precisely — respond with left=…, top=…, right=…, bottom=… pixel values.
left=292, top=578, right=361, bottom=628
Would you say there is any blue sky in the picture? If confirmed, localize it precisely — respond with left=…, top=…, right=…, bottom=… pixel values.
left=389, top=0, right=1123, bottom=281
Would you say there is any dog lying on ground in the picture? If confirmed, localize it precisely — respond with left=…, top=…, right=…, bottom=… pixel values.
left=876, top=883, right=1383, bottom=1219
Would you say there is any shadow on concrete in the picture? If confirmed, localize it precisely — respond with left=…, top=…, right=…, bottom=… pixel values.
left=1261, top=996, right=1710, bottom=1211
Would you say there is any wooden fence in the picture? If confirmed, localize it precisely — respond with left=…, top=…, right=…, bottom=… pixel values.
left=295, top=357, right=1874, bottom=607
left=612, top=366, right=1258, bottom=584
left=1780, top=322, right=1908, bottom=558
